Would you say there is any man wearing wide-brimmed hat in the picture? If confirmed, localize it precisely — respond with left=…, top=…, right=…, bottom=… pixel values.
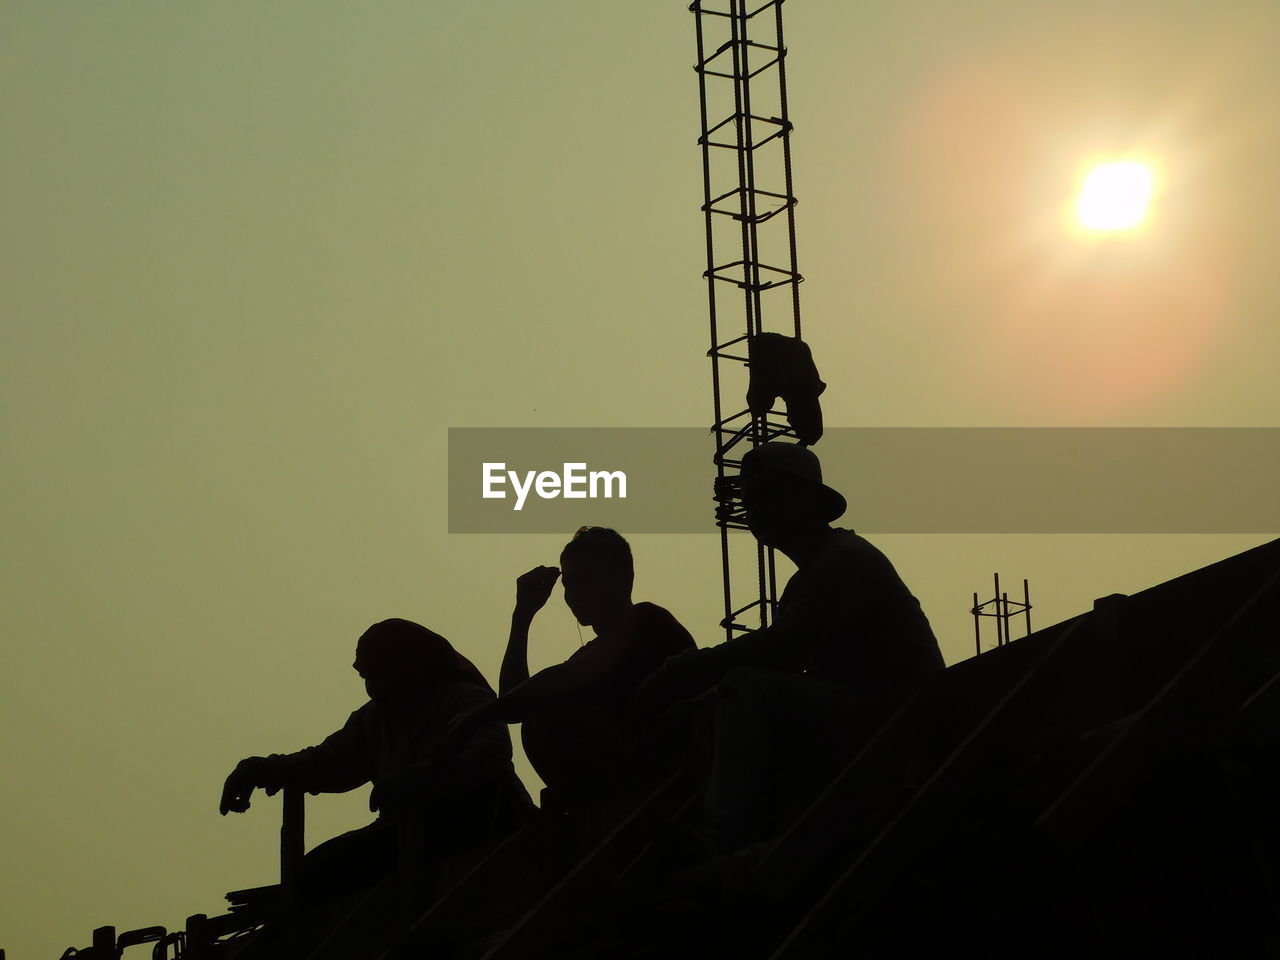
left=635, top=441, right=944, bottom=850
left=640, top=441, right=941, bottom=703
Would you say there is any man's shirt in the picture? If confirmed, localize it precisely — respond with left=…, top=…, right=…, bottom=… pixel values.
left=776, top=528, right=944, bottom=696
left=562, top=601, right=696, bottom=713
left=271, top=680, right=517, bottom=796
left=706, top=528, right=944, bottom=698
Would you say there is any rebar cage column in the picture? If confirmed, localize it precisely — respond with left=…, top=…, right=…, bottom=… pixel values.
left=693, top=0, right=805, bottom=638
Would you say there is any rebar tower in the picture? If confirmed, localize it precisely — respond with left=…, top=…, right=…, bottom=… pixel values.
left=693, top=0, right=806, bottom=638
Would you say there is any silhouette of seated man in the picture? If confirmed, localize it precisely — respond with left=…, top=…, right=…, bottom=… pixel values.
left=635, top=442, right=945, bottom=849
left=219, top=618, right=533, bottom=910
left=449, top=527, right=695, bottom=807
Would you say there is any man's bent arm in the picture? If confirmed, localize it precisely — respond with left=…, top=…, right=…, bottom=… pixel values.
left=499, top=565, right=560, bottom=696
left=269, top=708, right=374, bottom=794
left=698, top=552, right=852, bottom=675
left=702, top=619, right=809, bottom=675
left=476, top=641, right=628, bottom=725
left=647, top=561, right=841, bottom=697
left=498, top=607, right=534, bottom=697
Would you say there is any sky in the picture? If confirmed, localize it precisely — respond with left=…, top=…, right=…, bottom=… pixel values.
left=3, top=2, right=1278, bottom=956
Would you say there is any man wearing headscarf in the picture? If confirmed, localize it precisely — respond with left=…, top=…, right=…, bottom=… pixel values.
left=219, top=618, right=533, bottom=902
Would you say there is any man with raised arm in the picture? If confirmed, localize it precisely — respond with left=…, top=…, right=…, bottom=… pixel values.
left=451, top=527, right=695, bottom=805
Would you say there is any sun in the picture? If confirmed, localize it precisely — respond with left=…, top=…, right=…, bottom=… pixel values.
left=1075, top=161, right=1155, bottom=231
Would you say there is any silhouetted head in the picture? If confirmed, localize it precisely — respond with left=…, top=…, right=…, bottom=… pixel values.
left=739, top=443, right=846, bottom=548
left=559, top=526, right=634, bottom=627
left=354, top=618, right=488, bottom=706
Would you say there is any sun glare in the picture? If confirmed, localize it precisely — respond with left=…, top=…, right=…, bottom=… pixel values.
left=1075, top=161, right=1154, bottom=231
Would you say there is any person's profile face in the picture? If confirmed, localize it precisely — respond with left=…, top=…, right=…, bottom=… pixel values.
left=353, top=640, right=422, bottom=705
left=560, top=556, right=627, bottom=627
left=741, top=474, right=793, bottom=546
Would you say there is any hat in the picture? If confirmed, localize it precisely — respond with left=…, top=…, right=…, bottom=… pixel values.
left=739, top=442, right=847, bottom=522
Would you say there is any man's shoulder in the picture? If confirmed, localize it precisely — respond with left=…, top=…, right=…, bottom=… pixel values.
left=436, top=678, right=497, bottom=711
left=565, top=636, right=604, bottom=662
left=782, top=529, right=907, bottom=604
left=632, top=601, right=681, bottom=626
left=825, top=527, right=878, bottom=553
left=320, top=700, right=381, bottom=744
left=807, top=528, right=891, bottom=572
left=631, top=602, right=696, bottom=652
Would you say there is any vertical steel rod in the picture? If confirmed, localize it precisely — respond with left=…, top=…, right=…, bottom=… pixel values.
left=279, top=787, right=305, bottom=959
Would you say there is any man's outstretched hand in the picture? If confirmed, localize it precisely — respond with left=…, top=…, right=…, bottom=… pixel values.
left=219, top=756, right=282, bottom=815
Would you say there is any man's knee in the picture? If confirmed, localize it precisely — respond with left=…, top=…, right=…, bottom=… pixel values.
left=301, top=822, right=395, bottom=899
